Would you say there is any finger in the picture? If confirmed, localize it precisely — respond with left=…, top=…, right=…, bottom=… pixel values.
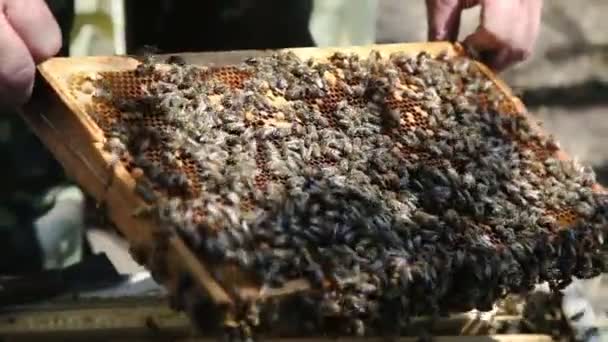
left=463, top=27, right=513, bottom=71
left=462, top=26, right=501, bottom=54
left=426, top=0, right=463, bottom=42
left=486, top=48, right=512, bottom=72
left=4, top=0, right=61, bottom=63
left=461, top=0, right=481, bottom=9
left=476, top=0, right=535, bottom=54
left=0, top=12, right=36, bottom=107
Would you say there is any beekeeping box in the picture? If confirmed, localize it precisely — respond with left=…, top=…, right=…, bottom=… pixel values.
left=19, top=41, right=608, bottom=339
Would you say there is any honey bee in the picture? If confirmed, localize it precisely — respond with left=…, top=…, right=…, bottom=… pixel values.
left=92, top=48, right=608, bottom=337
left=165, top=55, right=186, bottom=66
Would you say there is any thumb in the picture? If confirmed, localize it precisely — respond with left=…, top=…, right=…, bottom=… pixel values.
left=462, top=26, right=501, bottom=54
left=426, top=0, right=462, bottom=41
left=463, top=29, right=511, bottom=72
left=426, top=0, right=480, bottom=42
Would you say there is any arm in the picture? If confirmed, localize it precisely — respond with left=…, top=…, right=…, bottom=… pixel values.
left=426, top=0, right=543, bottom=71
left=0, top=0, right=61, bottom=107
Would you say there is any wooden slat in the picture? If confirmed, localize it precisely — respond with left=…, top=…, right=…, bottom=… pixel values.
left=0, top=297, right=542, bottom=341
left=125, top=336, right=555, bottom=342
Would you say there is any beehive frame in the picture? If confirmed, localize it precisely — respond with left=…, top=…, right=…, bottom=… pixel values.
left=19, top=41, right=606, bottom=331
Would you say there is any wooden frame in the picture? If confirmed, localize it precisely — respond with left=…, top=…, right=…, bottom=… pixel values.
left=18, top=41, right=601, bottom=331
left=0, top=297, right=556, bottom=341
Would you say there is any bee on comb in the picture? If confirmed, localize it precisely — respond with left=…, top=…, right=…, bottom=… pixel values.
left=64, top=46, right=608, bottom=339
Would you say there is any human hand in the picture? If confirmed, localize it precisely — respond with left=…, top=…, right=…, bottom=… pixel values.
left=426, top=0, right=543, bottom=72
left=0, top=0, right=61, bottom=107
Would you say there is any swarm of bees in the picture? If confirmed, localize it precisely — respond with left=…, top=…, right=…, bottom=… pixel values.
left=88, top=49, right=608, bottom=340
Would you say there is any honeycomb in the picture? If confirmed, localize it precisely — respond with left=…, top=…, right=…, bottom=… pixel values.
left=62, top=47, right=608, bottom=338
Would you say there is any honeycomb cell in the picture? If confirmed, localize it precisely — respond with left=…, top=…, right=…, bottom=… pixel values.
left=555, top=207, right=580, bottom=227
left=209, top=66, right=252, bottom=89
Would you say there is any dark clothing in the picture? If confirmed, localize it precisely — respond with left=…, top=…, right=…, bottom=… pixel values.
left=0, top=0, right=75, bottom=274
left=46, top=0, right=75, bottom=57
left=124, top=0, right=315, bottom=54
left=43, top=0, right=316, bottom=55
